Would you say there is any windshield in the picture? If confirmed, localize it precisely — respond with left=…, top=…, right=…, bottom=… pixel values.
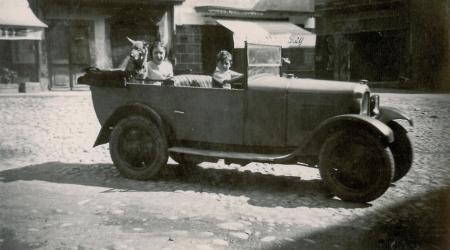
left=246, top=43, right=282, bottom=78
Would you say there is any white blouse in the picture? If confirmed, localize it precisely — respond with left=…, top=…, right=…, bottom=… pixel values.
left=148, top=60, right=173, bottom=80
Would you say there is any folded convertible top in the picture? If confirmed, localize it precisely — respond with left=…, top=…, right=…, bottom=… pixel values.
left=77, top=68, right=127, bottom=88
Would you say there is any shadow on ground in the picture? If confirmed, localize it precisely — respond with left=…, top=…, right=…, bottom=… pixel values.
left=0, top=161, right=368, bottom=209
left=263, top=187, right=450, bottom=250
left=0, top=228, right=44, bottom=250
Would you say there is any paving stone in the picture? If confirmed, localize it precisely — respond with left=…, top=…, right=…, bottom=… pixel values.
left=217, top=222, right=245, bottom=231
left=212, top=239, right=228, bottom=246
left=229, top=232, right=249, bottom=240
left=110, top=209, right=124, bottom=215
left=196, top=244, right=214, bottom=250
left=260, top=236, right=276, bottom=242
left=303, top=238, right=316, bottom=244
left=200, top=232, right=215, bottom=237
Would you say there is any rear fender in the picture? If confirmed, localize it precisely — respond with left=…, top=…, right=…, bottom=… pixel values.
left=301, top=114, right=394, bottom=157
left=377, top=106, right=414, bottom=126
left=93, top=103, right=166, bottom=147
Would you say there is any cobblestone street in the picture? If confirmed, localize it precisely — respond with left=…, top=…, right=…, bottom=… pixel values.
left=0, top=90, right=449, bottom=250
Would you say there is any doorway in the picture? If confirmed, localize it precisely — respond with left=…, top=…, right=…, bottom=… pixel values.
left=47, top=20, right=93, bottom=89
left=350, top=31, right=407, bottom=82
left=201, top=25, right=233, bottom=75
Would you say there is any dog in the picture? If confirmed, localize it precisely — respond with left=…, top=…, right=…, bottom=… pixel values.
left=125, top=37, right=149, bottom=81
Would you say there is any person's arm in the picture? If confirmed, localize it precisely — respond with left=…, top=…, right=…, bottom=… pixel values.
left=212, top=70, right=227, bottom=87
left=225, top=70, right=243, bottom=84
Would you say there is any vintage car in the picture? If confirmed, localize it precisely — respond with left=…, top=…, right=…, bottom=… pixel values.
left=78, top=43, right=413, bottom=203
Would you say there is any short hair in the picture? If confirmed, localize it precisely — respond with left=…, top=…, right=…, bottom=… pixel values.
left=149, top=41, right=167, bottom=58
left=216, top=50, right=232, bottom=63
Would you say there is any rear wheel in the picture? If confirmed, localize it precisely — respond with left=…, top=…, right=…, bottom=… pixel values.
left=110, top=116, right=168, bottom=180
left=319, top=129, right=394, bottom=202
left=388, top=121, right=413, bottom=182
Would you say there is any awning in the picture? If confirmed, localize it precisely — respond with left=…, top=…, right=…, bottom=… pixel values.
left=215, top=19, right=316, bottom=48
left=0, top=0, right=47, bottom=40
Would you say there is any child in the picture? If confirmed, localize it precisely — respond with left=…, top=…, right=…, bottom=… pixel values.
left=212, top=50, right=243, bottom=89
left=147, top=41, right=173, bottom=81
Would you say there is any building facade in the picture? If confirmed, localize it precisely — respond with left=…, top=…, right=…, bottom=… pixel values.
left=5, top=0, right=183, bottom=91
left=1, top=0, right=319, bottom=91
left=315, top=0, right=450, bottom=89
left=0, top=0, right=47, bottom=93
left=174, top=0, right=317, bottom=77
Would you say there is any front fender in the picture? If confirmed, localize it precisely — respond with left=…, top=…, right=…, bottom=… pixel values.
left=301, top=114, right=394, bottom=157
left=93, top=103, right=165, bottom=147
left=377, top=106, right=413, bottom=126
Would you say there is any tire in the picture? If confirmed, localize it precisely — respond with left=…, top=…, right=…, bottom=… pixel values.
left=388, top=121, right=413, bottom=182
left=319, top=129, right=394, bottom=203
left=170, top=153, right=203, bottom=166
left=109, top=116, right=168, bottom=180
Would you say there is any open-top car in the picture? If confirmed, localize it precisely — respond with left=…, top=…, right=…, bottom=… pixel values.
left=78, top=43, right=413, bottom=203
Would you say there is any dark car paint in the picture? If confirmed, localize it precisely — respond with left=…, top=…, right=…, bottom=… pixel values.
left=246, top=75, right=367, bottom=147
left=89, top=74, right=403, bottom=161
left=91, top=76, right=362, bottom=147
left=92, top=85, right=245, bottom=145
left=377, top=106, right=413, bottom=126
left=81, top=42, right=415, bottom=203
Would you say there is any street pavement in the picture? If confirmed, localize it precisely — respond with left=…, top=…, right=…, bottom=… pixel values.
left=0, top=89, right=449, bottom=250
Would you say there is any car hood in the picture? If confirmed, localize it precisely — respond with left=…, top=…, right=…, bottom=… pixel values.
left=248, top=74, right=367, bottom=94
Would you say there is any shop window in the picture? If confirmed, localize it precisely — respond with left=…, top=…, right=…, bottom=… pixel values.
left=12, top=41, right=36, bottom=64
left=0, top=41, right=39, bottom=82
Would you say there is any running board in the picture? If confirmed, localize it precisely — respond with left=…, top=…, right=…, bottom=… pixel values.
left=168, top=147, right=293, bottom=163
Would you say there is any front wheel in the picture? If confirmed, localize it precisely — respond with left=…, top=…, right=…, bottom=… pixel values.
left=110, top=116, right=168, bottom=180
left=319, top=130, right=394, bottom=202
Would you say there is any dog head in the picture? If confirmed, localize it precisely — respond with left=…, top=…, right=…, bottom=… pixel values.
left=127, top=37, right=148, bottom=62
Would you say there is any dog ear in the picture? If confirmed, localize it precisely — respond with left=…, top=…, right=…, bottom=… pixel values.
left=127, top=37, right=136, bottom=45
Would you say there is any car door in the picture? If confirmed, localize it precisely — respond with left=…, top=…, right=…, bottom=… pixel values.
left=244, top=85, right=287, bottom=147
left=169, top=87, right=245, bottom=145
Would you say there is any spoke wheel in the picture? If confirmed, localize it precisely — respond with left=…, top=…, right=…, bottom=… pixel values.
left=319, top=130, right=394, bottom=202
left=389, top=121, right=413, bottom=182
left=110, top=116, right=168, bottom=180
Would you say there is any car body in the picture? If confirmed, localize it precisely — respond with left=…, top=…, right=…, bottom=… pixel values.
left=79, top=43, right=413, bottom=203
